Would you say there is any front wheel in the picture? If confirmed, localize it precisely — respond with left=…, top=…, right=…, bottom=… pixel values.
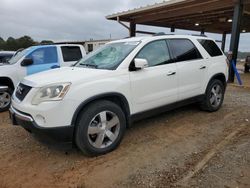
left=0, top=87, right=12, bottom=112
left=200, top=79, right=225, bottom=112
left=75, top=100, right=126, bottom=156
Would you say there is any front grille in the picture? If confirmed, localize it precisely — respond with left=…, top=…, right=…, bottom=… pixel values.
left=15, top=83, right=32, bottom=101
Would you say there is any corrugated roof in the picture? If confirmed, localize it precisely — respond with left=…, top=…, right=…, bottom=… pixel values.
left=106, top=0, right=186, bottom=19
left=106, top=0, right=250, bottom=34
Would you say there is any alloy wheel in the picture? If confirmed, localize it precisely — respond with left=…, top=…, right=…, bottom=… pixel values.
left=0, top=91, right=11, bottom=109
left=87, top=111, right=120, bottom=149
left=209, top=84, right=222, bottom=108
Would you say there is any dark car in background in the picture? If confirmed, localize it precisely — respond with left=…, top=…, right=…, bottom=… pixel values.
left=245, top=56, right=250, bottom=73
left=0, top=51, right=15, bottom=64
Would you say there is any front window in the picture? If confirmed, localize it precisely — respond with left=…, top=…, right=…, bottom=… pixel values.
left=75, top=42, right=140, bottom=70
left=26, top=47, right=58, bottom=65
left=135, top=40, right=173, bottom=67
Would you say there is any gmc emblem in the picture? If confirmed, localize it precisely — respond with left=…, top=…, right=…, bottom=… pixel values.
left=16, top=85, right=24, bottom=95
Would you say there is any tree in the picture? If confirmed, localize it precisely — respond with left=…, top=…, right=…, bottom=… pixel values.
left=6, top=37, right=17, bottom=51
left=0, top=37, right=5, bottom=50
left=16, top=36, right=36, bottom=49
left=40, top=40, right=54, bottom=45
left=0, top=36, right=38, bottom=51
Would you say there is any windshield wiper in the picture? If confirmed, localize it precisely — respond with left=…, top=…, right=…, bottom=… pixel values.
left=79, top=63, right=98, bottom=69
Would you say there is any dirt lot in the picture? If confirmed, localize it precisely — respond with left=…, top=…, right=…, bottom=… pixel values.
left=0, top=76, right=250, bottom=188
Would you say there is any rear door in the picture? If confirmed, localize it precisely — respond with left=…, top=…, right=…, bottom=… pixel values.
left=60, top=46, right=83, bottom=67
left=129, top=40, right=178, bottom=113
left=26, top=46, right=59, bottom=75
left=168, top=39, right=205, bottom=100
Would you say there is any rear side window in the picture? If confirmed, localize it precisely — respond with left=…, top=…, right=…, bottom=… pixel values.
left=198, top=39, right=223, bottom=57
left=61, top=46, right=82, bottom=62
left=168, top=39, right=202, bottom=62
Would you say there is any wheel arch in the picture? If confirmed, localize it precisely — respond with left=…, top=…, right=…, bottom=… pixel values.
left=0, top=77, right=15, bottom=90
left=207, top=73, right=227, bottom=89
left=71, top=92, right=131, bottom=128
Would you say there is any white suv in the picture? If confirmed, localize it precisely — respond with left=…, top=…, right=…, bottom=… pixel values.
left=10, top=35, right=228, bottom=156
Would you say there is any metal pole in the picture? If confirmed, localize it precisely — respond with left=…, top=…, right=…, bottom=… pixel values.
left=130, top=22, right=136, bottom=37
left=221, top=32, right=227, bottom=52
left=171, top=26, right=175, bottom=33
left=201, top=29, right=205, bottom=35
left=229, top=0, right=243, bottom=83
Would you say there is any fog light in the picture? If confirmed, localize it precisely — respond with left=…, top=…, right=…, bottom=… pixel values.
left=35, top=115, right=46, bottom=126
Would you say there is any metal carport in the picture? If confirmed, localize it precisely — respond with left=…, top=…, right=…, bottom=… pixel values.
left=106, top=0, right=250, bottom=82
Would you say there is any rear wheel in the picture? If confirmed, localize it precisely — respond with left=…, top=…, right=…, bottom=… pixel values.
left=200, top=79, right=225, bottom=112
left=75, top=100, right=126, bottom=156
left=0, top=87, right=12, bottom=112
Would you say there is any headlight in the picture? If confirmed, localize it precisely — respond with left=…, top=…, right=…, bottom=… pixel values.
left=32, top=83, right=71, bottom=105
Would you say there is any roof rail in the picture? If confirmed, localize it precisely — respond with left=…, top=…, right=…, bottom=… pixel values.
left=191, top=34, right=207, bottom=37
left=153, top=32, right=175, bottom=36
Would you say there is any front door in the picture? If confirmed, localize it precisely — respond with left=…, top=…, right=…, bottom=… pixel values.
left=26, top=46, right=59, bottom=75
left=129, top=40, right=178, bottom=114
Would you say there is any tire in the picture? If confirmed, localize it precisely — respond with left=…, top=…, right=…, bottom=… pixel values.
left=0, top=87, right=13, bottom=112
left=75, top=100, right=126, bottom=156
left=200, top=79, right=225, bottom=112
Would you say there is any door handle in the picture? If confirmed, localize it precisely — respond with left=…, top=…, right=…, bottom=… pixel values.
left=167, top=71, right=176, bottom=76
left=200, top=66, right=206, bottom=70
left=51, top=65, right=60, bottom=69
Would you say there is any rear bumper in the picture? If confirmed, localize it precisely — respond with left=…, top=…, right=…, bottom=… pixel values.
left=9, top=106, right=74, bottom=142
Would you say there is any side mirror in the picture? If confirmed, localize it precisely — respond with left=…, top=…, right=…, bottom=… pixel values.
left=134, top=58, right=149, bottom=70
left=21, top=58, right=33, bottom=67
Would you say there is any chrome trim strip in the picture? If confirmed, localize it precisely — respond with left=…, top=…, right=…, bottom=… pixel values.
left=0, top=86, right=8, bottom=90
left=10, top=106, right=34, bottom=122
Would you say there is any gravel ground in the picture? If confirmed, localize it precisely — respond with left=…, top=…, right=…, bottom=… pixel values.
left=0, top=82, right=249, bottom=188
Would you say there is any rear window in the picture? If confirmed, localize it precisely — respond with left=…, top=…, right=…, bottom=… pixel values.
left=198, top=39, right=223, bottom=57
left=168, top=39, right=202, bottom=62
left=61, top=46, right=82, bottom=62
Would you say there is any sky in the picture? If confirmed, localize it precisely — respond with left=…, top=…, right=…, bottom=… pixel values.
left=1, top=0, right=250, bottom=51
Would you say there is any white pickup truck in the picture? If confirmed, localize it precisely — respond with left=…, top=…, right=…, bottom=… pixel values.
left=0, top=44, right=86, bottom=112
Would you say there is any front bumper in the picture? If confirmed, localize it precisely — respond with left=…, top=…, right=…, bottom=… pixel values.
left=9, top=106, right=74, bottom=142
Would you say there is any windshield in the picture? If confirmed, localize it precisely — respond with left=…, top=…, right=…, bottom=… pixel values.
left=75, top=41, right=140, bottom=70
left=8, top=48, right=30, bottom=64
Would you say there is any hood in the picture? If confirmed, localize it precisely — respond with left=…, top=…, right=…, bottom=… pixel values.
left=0, top=62, right=10, bottom=66
left=22, top=67, right=113, bottom=87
